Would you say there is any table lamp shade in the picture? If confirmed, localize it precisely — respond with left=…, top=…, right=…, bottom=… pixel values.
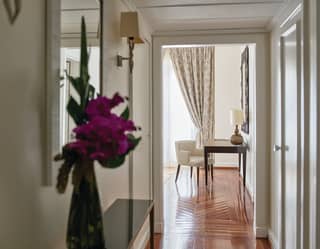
left=120, top=12, right=144, bottom=44
left=230, top=109, right=244, bottom=125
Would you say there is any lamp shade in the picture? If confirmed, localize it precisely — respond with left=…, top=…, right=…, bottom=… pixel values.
left=120, top=12, right=144, bottom=44
left=230, top=109, right=244, bottom=125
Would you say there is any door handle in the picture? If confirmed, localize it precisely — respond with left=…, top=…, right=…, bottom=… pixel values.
left=273, top=145, right=281, bottom=152
left=273, top=145, right=289, bottom=152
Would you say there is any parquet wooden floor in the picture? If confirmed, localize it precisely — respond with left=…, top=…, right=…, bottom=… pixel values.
left=146, top=168, right=271, bottom=249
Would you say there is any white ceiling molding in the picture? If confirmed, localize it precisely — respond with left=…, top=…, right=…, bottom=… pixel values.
left=151, top=18, right=270, bottom=32
left=153, top=27, right=268, bottom=37
left=61, top=0, right=100, bottom=39
left=266, top=0, right=302, bottom=30
left=120, top=0, right=138, bottom=11
left=134, top=0, right=285, bottom=8
left=133, top=0, right=287, bottom=32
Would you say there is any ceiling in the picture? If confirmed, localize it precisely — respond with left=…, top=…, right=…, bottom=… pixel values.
left=61, top=0, right=100, bottom=38
left=132, top=0, right=288, bottom=32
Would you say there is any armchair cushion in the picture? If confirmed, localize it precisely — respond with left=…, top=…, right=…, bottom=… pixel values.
left=192, top=148, right=204, bottom=156
left=189, top=156, right=204, bottom=167
left=177, top=150, right=191, bottom=165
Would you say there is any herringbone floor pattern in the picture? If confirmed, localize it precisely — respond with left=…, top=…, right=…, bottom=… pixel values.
left=147, top=168, right=271, bottom=249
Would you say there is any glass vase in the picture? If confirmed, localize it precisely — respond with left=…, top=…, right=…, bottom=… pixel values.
left=66, top=160, right=106, bottom=249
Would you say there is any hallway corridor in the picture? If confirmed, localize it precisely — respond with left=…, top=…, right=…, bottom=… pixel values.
left=149, top=168, right=271, bottom=249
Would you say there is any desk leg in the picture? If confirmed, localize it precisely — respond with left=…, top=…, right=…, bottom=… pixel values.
left=150, top=206, right=154, bottom=249
left=243, top=152, right=247, bottom=187
left=238, top=153, right=241, bottom=173
left=204, top=150, right=208, bottom=186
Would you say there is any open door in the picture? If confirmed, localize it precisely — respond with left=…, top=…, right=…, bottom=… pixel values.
left=280, top=18, right=302, bottom=249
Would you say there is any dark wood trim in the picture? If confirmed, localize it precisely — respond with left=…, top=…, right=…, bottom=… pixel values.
left=204, top=142, right=248, bottom=187
left=175, top=164, right=181, bottom=183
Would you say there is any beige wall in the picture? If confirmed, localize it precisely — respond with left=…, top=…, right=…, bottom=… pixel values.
left=0, top=1, right=70, bottom=248
left=98, top=0, right=152, bottom=211
left=0, top=0, right=152, bottom=248
left=214, top=45, right=243, bottom=167
left=214, top=44, right=258, bottom=200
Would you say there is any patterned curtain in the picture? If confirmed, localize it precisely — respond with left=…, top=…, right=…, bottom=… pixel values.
left=168, top=46, right=215, bottom=147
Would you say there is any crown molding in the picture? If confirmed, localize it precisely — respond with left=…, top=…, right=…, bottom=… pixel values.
left=153, top=27, right=269, bottom=37
left=121, top=0, right=137, bottom=11
left=266, top=0, right=302, bottom=30
left=135, top=0, right=285, bottom=8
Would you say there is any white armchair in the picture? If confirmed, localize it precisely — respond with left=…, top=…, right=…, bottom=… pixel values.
left=175, top=140, right=213, bottom=185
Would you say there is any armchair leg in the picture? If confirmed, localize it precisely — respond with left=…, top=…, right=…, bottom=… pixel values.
left=211, top=165, right=214, bottom=181
left=190, top=167, right=193, bottom=178
left=175, top=164, right=181, bottom=183
left=197, top=167, right=200, bottom=186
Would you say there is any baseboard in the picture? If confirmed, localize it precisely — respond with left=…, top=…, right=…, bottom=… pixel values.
left=256, top=226, right=268, bottom=238
left=213, top=166, right=238, bottom=169
left=268, top=229, right=279, bottom=249
left=246, top=180, right=254, bottom=202
left=214, top=162, right=238, bottom=167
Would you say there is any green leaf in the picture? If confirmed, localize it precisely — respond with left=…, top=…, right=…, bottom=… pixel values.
left=99, top=156, right=126, bottom=169
left=67, top=75, right=85, bottom=99
left=120, top=107, right=130, bottom=120
left=127, top=134, right=142, bottom=151
left=80, top=17, right=89, bottom=83
left=67, top=97, right=85, bottom=125
left=82, top=82, right=94, bottom=109
left=88, top=84, right=95, bottom=100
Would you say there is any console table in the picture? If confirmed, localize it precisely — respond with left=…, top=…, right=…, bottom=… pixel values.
left=103, top=199, right=154, bottom=249
left=204, top=139, right=247, bottom=186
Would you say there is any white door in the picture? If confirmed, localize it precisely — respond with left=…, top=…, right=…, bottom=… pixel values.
left=280, top=20, right=302, bottom=249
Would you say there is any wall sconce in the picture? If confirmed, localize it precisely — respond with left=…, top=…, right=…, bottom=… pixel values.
left=117, top=12, right=144, bottom=74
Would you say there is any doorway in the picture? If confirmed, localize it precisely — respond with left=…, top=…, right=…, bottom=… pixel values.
left=152, top=33, right=270, bottom=239
left=160, top=43, right=260, bottom=247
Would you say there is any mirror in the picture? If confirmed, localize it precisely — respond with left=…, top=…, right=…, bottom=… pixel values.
left=59, top=0, right=103, bottom=146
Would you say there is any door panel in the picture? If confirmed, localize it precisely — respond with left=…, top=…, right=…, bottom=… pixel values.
left=281, top=21, right=301, bottom=249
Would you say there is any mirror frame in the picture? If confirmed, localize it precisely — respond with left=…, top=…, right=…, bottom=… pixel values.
left=44, top=0, right=104, bottom=185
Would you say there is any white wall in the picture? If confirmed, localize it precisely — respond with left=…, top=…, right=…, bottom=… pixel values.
left=214, top=45, right=243, bottom=167
left=216, top=42, right=258, bottom=225
left=98, top=1, right=153, bottom=248
left=97, top=0, right=152, bottom=211
left=0, top=1, right=70, bottom=248
left=0, top=0, right=152, bottom=248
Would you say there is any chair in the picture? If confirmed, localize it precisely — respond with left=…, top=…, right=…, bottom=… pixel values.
left=175, top=140, right=213, bottom=185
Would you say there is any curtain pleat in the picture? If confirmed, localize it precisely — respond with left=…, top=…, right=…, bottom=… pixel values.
left=168, top=47, right=215, bottom=147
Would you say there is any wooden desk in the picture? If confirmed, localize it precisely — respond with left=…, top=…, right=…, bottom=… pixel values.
left=204, top=140, right=247, bottom=186
left=104, top=199, right=154, bottom=249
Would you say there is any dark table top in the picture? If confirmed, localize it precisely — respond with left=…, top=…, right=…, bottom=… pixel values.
left=204, top=139, right=246, bottom=148
left=103, top=199, right=153, bottom=249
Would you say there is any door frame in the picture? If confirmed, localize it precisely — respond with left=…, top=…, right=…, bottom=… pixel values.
left=279, top=10, right=303, bottom=249
left=307, top=0, right=320, bottom=247
left=152, top=32, right=270, bottom=236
